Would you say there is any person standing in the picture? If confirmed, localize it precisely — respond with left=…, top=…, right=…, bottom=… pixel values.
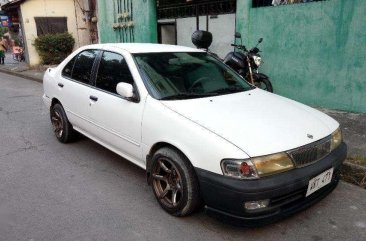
left=0, top=38, right=7, bottom=64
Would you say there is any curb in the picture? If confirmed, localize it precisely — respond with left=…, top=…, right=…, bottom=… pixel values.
left=343, top=161, right=366, bottom=171
left=0, top=68, right=43, bottom=83
left=341, top=161, right=366, bottom=189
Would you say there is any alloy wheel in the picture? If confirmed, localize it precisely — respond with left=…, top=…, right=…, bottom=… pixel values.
left=51, top=109, right=64, bottom=138
left=152, top=157, right=183, bottom=208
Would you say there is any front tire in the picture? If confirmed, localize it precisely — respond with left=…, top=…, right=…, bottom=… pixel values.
left=254, top=77, right=273, bottom=93
left=151, top=147, right=200, bottom=216
left=50, top=103, right=77, bottom=143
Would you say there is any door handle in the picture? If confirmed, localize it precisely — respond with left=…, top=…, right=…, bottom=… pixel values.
left=58, top=83, right=64, bottom=88
left=89, top=95, right=98, bottom=101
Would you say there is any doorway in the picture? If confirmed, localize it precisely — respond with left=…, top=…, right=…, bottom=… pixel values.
left=158, top=21, right=177, bottom=45
left=157, top=0, right=236, bottom=58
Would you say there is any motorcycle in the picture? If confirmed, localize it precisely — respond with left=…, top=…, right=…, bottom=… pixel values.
left=191, top=31, right=273, bottom=92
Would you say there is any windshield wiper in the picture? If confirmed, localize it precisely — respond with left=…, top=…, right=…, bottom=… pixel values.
left=160, top=87, right=248, bottom=100
left=210, top=86, right=247, bottom=94
left=160, top=92, right=215, bottom=100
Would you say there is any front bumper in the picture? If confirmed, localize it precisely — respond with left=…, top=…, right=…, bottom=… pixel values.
left=196, top=142, right=347, bottom=226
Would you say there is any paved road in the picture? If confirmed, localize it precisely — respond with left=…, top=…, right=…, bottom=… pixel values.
left=0, top=72, right=365, bottom=241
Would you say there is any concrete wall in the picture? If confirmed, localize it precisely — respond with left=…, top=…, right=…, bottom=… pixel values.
left=20, top=0, right=91, bottom=66
left=176, top=14, right=236, bottom=59
left=97, top=0, right=157, bottom=44
left=236, top=0, right=366, bottom=113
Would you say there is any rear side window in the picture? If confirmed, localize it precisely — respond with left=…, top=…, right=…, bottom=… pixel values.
left=71, top=49, right=99, bottom=84
left=95, top=51, right=134, bottom=94
left=62, top=57, right=76, bottom=78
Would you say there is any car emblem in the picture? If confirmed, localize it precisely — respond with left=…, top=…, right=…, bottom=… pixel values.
left=307, top=134, right=314, bottom=139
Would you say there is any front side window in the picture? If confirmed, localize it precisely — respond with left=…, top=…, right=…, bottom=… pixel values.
left=71, top=50, right=99, bottom=85
left=134, top=52, right=253, bottom=100
left=95, top=51, right=134, bottom=94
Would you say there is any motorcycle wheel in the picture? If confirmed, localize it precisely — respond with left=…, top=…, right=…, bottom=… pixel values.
left=254, top=77, right=273, bottom=93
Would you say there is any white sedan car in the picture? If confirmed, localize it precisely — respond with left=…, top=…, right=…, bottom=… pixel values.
left=43, top=43, right=347, bottom=226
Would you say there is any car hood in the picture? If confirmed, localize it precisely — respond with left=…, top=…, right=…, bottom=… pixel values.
left=161, top=89, right=339, bottom=157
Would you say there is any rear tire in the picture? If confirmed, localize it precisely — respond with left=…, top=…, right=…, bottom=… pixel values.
left=50, top=103, right=77, bottom=143
left=151, top=147, right=201, bottom=216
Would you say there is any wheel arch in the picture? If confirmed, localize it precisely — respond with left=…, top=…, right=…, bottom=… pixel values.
left=146, top=142, right=195, bottom=185
left=51, top=98, right=61, bottom=108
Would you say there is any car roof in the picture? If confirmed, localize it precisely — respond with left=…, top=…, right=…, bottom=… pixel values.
left=86, top=43, right=205, bottom=54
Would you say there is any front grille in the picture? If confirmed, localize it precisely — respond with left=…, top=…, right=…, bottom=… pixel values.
left=287, top=137, right=331, bottom=168
left=270, top=188, right=305, bottom=207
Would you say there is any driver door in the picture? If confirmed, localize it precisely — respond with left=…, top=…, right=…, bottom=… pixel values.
left=88, top=51, right=144, bottom=164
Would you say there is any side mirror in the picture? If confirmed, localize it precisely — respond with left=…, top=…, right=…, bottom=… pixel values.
left=234, top=32, right=242, bottom=39
left=116, top=82, right=134, bottom=99
left=258, top=38, right=263, bottom=43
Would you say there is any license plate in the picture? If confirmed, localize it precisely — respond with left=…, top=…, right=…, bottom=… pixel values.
left=306, top=168, right=334, bottom=197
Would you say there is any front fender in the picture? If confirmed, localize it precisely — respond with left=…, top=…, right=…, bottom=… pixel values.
left=141, top=96, right=249, bottom=175
left=252, top=72, right=269, bottom=80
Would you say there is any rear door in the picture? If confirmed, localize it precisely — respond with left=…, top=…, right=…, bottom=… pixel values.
left=58, top=49, right=100, bottom=133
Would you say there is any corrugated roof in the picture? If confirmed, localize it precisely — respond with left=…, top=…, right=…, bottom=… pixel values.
left=2, top=0, right=26, bottom=10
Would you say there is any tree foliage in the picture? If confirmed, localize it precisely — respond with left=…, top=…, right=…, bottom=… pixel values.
left=0, top=27, right=8, bottom=37
left=34, top=32, right=75, bottom=65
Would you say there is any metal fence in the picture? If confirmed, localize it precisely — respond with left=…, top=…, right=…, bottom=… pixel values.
left=157, top=0, right=236, bottom=19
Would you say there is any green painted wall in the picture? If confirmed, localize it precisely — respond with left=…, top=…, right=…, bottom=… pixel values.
left=237, top=0, right=366, bottom=113
left=97, top=0, right=157, bottom=43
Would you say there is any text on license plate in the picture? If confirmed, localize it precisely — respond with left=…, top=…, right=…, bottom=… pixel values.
left=306, top=167, right=334, bottom=197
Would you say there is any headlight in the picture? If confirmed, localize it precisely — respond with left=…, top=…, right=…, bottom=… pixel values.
left=251, top=153, right=294, bottom=177
left=253, top=56, right=262, bottom=66
left=221, top=153, right=294, bottom=179
left=330, top=127, right=342, bottom=151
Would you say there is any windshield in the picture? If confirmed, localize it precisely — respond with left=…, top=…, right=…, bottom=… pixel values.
left=133, top=52, right=253, bottom=100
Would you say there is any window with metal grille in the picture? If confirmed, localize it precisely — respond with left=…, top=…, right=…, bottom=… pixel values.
left=34, top=17, right=67, bottom=36
left=157, top=0, right=236, bottom=20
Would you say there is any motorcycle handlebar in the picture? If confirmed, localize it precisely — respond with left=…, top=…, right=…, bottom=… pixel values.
left=231, top=43, right=246, bottom=50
